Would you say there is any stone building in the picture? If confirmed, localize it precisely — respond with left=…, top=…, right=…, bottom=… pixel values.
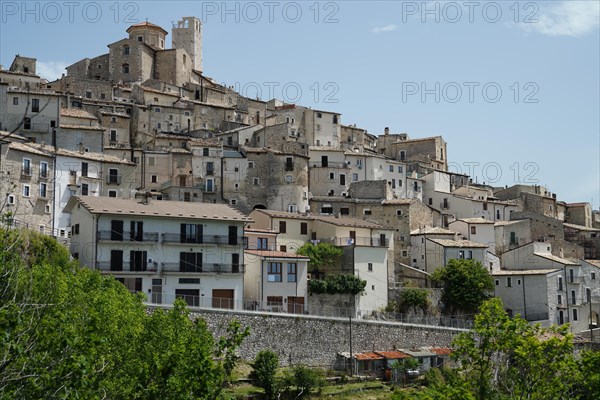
left=376, top=128, right=447, bottom=172
left=566, top=202, right=593, bottom=228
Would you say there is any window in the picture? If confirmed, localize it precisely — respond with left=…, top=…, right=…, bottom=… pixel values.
left=108, top=190, right=117, bottom=198
left=22, top=158, right=31, bottom=175
left=467, top=250, right=473, bottom=259
left=13, top=97, right=18, bottom=105
left=123, top=45, right=130, bottom=55
left=180, top=223, right=203, bottom=243
left=368, top=263, right=373, bottom=272
left=458, top=250, right=465, bottom=259
left=399, top=150, right=406, bottom=160
left=363, top=209, right=372, bottom=216
left=267, top=262, right=282, bottom=282
left=352, top=173, right=358, bottom=182
left=558, top=276, right=563, bottom=291
left=205, top=179, right=214, bottom=192
left=31, top=98, right=39, bottom=112
left=81, top=162, right=88, bottom=177
left=280, top=245, right=287, bottom=252
left=483, top=202, right=488, bottom=211
left=301, top=222, right=308, bottom=235
left=253, top=178, right=260, bottom=186
left=471, top=226, right=477, bottom=235
left=592, top=272, right=596, bottom=280
left=179, top=252, right=202, bottom=272
left=288, top=263, right=297, bottom=282
left=7, top=195, right=15, bottom=205
left=40, top=161, right=48, bottom=178
left=110, top=130, right=117, bottom=142
left=400, top=235, right=405, bottom=242
left=573, top=309, right=578, bottom=321
left=206, top=162, right=214, bottom=175
left=230, top=199, right=237, bottom=205
left=279, top=221, right=287, bottom=233
left=39, top=183, right=47, bottom=198
left=558, top=294, right=562, bottom=305
left=267, top=296, right=283, bottom=307
left=340, top=207, right=349, bottom=215
left=23, top=117, right=31, bottom=130
left=122, top=63, right=129, bottom=73
left=398, top=166, right=403, bottom=173
left=402, top=250, right=408, bottom=257
left=148, top=157, right=155, bottom=166
left=81, top=183, right=89, bottom=196
left=389, top=165, right=394, bottom=172
left=495, top=280, right=499, bottom=286
left=248, top=161, right=255, bottom=169
left=154, top=107, right=161, bottom=113
left=587, top=288, right=592, bottom=303
left=571, top=290, right=576, bottom=305
left=285, top=175, right=293, bottom=183
left=203, top=148, right=209, bottom=156
left=257, top=238, right=269, bottom=250
left=23, top=185, right=30, bottom=197
left=151, top=175, right=157, bottom=183
left=507, top=277, right=512, bottom=287
left=108, top=168, right=119, bottom=184
left=85, top=91, right=92, bottom=99
left=329, top=172, right=335, bottom=180
left=285, top=157, right=294, bottom=171
left=396, top=209, right=402, bottom=217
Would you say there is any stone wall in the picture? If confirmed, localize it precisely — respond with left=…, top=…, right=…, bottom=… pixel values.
left=160, top=307, right=464, bottom=367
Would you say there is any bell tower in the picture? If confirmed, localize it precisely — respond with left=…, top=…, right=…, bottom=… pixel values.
left=172, top=17, right=203, bottom=72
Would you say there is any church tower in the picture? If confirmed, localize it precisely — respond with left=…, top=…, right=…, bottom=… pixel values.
left=172, top=17, right=203, bottom=72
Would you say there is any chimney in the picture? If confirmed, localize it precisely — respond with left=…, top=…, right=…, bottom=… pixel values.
left=384, top=127, right=389, bottom=135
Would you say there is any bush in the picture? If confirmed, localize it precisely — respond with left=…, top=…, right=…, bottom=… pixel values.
left=250, top=350, right=279, bottom=399
left=279, top=365, right=325, bottom=398
left=399, top=288, right=429, bottom=311
left=308, top=274, right=367, bottom=295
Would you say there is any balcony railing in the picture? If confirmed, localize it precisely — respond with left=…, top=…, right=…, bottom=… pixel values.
left=21, top=167, right=32, bottom=178
left=321, top=236, right=389, bottom=247
left=311, top=161, right=350, bottom=169
left=161, top=262, right=245, bottom=274
left=97, top=230, right=159, bottom=242
left=568, top=276, right=583, bottom=284
left=96, top=261, right=158, bottom=273
left=161, top=233, right=242, bottom=245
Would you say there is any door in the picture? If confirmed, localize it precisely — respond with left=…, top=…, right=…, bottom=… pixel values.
left=111, top=220, right=124, bottom=241
left=212, top=289, right=234, bottom=309
left=232, top=253, right=240, bottom=273
left=321, top=156, right=328, bottom=167
left=228, top=226, right=238, bottom=245
left=130, top=221, right=143, bottom=241
left=151, top=278, right=162, bottom=304
left=288, top=296, right=304, bottom=314
left=340, top=174, right=346, bottom=186
left=559, top=310, right=564, bottom=325
left=349, top=230, right=356, bottom=245
left=176, top=289, right=199, bottom=307
left=110, top=250, right=123, bottom=271
left=130, top=251, right=147, bottom=272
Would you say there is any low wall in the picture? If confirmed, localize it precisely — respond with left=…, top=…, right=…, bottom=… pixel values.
left=150, top=306, right=466, bottom=368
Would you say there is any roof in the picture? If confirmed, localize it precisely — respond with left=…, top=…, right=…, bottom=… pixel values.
left=354, top=352, right=384, bottom=361
left=584, top=260, right=600, bottom=268
left=60, top=108, right=97, bottom=119
left=534, top=253, right=580, bottom=266
left=410, top=227, right=457, bottom=235
left=245, top=250, right=309, bottom=260
left=563, top=223, right=600, bottom=232
left=428, top=348, right=453, bottom=356
left=189, top=138, right=221, bottom=147
left=60, top=124, right=104, bottom=131
left=403, top=349, right=436, bottom=357
left=8, top=142, right=134, bottom=164
left=244, top=228, right=278, bottom=234
left=492, top=268, right=561, bottom=276
left=567, top=202, right=590, bottom=207
left=455, top=217, right=495, bottom=224
left=428, top=238, right=489, bottom=248
left=382, top=199, right=414, bottom=205
left=126, top=21, right=168, bottom=34
left=254, top=209, right=313, bottom=221
left=494, top=220, right=525, bottom=227
left=374, top=350, right=411, bottom=359
left=139, top=86, right=181, bottom=97
left=65, top=196, right=252, bottom=222
left=99, top=111, right=130, bottom=118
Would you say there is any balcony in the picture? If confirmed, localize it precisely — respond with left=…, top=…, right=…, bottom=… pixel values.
left=161, top=262, right=245, bottom=274
left=311, top=161, right=350, bottom=169
left=106, top=175, right=123, bottom=185
left=97, top=230, right=159, bottom=242
left=568, top=276, right=583, bottom=284
left=96, top=261, right=158, bottom=273
left=39, top=171, right=49, bottom=180
left=161, top=233, right=243, bottom=245
left=440, top=202, right=450, bottom=210
left=21, top=167, right=32, bottom=179
left=321, top=236, right=389, bottom=247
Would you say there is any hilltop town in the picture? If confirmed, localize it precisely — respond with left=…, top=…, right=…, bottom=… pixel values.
left=1, top=16, right=599, bottom=339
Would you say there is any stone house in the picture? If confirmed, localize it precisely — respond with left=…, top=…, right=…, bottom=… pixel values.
left=376, top=129, right=447, bottom=172
left=448, top=217, right=496, bottom=254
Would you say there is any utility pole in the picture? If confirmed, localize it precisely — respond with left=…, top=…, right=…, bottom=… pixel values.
left=349, top=315, right=353, bottom=377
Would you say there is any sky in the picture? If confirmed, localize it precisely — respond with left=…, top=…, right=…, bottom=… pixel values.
left=1, top=0, right=599, bottom=207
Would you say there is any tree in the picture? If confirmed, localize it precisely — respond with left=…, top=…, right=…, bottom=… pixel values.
left=398, top=287, right=429, bottom=312
left=296, top=242, right=343, bottom=272
left=250, top=350, right=279, bottom=399
left=308, top=274, right=367, bottom=295
left=0, top=227, right=249, bottom=399
left=280, top=364, right=325, bottom=399
left=431, top=259, right=493, bottom=315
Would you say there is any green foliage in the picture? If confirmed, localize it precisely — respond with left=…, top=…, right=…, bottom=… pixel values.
left=0, top=228, right=248, bottom=399
left=575, top=349, right=600, bottom=399
left=399, top=288, right=429, bottom=311
left=297, top=242, right=343, bottom=270
left=391, top=357, right=420, bottom=372
left=308, top=274, right=367, bottom=295
left=431, top=259, right=493, bottom=314
left=250, top=350, right=280, bottom=399
left=280, top=364, right=325, bottom=398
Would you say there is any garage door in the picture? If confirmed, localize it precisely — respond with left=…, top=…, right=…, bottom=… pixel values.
left=212, top=289, right=234, bottom=309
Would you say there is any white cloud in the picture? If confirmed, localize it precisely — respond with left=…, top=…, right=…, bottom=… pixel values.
left=523, top=1, right=600, bottom=37
left=371, top=24, right=398, bottom=34
left=36, top=61, right=67, bottom=81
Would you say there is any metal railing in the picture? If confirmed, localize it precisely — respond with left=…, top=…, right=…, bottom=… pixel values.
left=161, top=233, right=242, bottom=245
left=106, top=175, right=122, bottom=185
left=96, top=261, right=158, bottom=273
left=311, top=161, right=350, bottom=169
left=321, top=237, right=389, bottom=247
left=97, top=231, right=159, bottom=242
left=161, top=262, right=245, bottom=274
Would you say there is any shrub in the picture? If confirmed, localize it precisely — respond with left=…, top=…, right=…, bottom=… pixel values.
left=250, top=350, right=279, bottom=399
left=399, top=288, right=429, bottom=311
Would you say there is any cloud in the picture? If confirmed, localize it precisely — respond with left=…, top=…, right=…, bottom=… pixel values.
left=522, top=1, right=600, bottom=37
left=372, top=24, right=398, bottom=34
left=37, top=61, right=67, bottom=81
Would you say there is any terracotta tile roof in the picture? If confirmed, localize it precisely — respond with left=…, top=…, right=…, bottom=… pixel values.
left=564, top=223, right=600, bottom=232
left=60, top=108, right=97, bottom=119
left=382, top=199, right=415, bottom=205
left=456, top=217, right=495, bottom=224
left=410, top=227, right=457, bottom=235
left=66, top=196, right=252, bottom=222
left=126, top=21, right=168, bottom=34
left=139, top=86, right=181, bottom=97
left=314, top=215, right=387, bottom=230
left=492, top=268, right=561, bottom=276
left=429, top=347, right=453, bottom=356
left=375, top=350, right=411, bottom=359
left=534, top=253, right=579, bottom=266
left=8, top=142, right=134, bottom=164
left=245, top=250, right=309, bottom=260
left=354, top=352, right=384, bottom=361
left=189, top=138, right=221, bottom=147
left=584, top=260, right=600, bottom=268
left=254, top=209, right=313, bottom=220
